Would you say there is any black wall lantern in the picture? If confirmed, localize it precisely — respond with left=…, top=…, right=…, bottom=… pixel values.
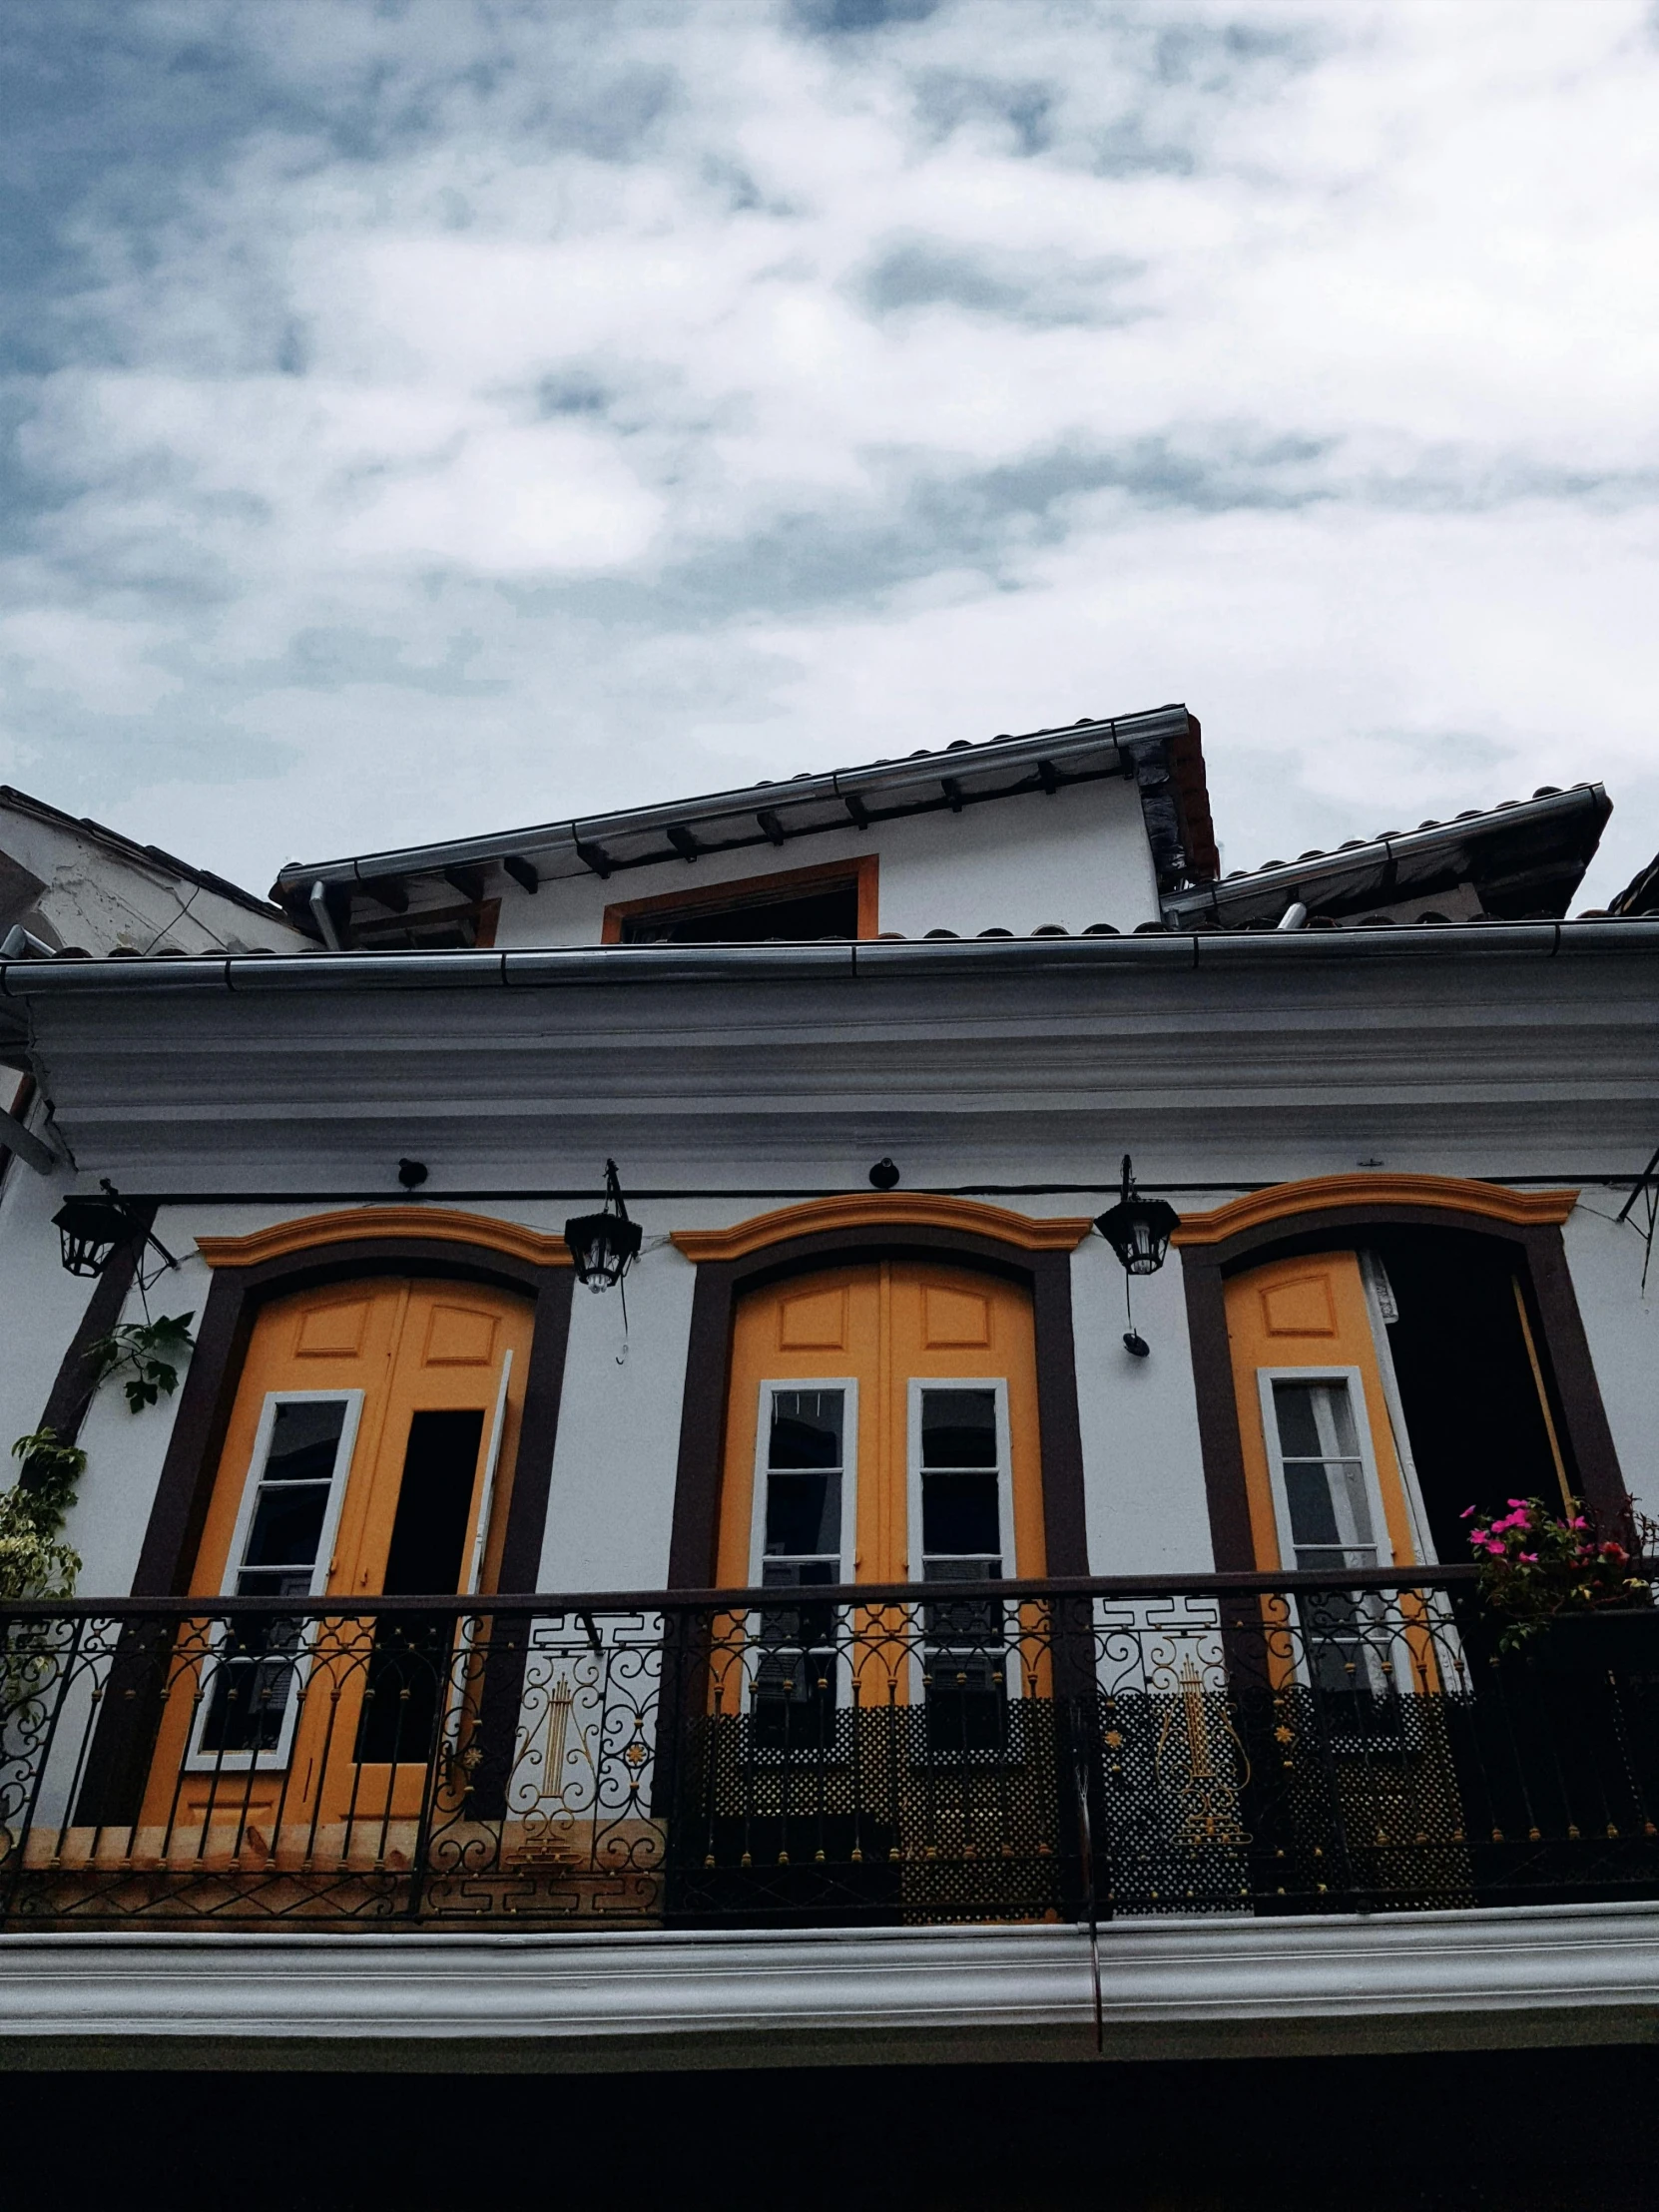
left=53, top=1179, right=180, bottom=1282
left=563, top=1160, right=643, bottom=1294
left=1094, top=1155, right=1179, bottom=1357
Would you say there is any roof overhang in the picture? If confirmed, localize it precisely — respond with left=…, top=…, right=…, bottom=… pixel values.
left=272, top=704, right=1218, bottom=934
left=1164, top=784, right=1611, bottom=931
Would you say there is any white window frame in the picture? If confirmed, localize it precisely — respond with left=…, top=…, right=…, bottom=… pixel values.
left=186, top=1387, right=363, bottom=1774
left=1257, top=1366, right=1395, bottom=1576
left=748, top=1378, right=858, bottom=1585
left=742, top=1379, right=858, bottom=1727
left=906, top=1376, right=1019, bottom=1705
left=1256, top=1365, right=1406, bottom=1702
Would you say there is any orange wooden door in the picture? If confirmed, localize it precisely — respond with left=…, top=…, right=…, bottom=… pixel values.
left=714, top=1262, right=1042, bottom=1721
left=147, top=1277, right=532, bottom=1852
left=718, top=1260, right=1042, bottom=1588
left=1223, top=1250, right=1417, bottom=1576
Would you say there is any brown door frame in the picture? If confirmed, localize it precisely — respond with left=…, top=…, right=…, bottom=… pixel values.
left=76, top=1224, right=573, bottom=1829
left=668, top=1224, right=1091, bottom=1587
left=130, top=1232, right=574, bottom=1599
left=1179, top=1200, right=1626, bottom=1571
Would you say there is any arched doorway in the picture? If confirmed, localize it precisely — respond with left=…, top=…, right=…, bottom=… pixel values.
left=1175, top=1175, right=1623, bottom=1573
left=143, top=1275, right=533, bottom=1848
left=1223, top=1231, right=1577, bottom=1575
left=717, top=1260, right=1044, bottom=1591
left=678, top=1258, right=1062, bottom=1922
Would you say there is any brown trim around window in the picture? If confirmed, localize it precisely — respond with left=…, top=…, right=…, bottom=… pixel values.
left=131, top=1229, right=574, bottom=1597
left=666, top=1221, right=1090, bottom=1588
left=601, top=853, right=878, bottom=944
left=1178, top=1190, right=1625, bottom=1570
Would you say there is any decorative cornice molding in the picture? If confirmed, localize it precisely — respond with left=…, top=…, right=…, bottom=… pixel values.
left=1, top=1903, right=1656, bottom=2068
left=670, top=1193, right=1094, bottom=1262
left=195, top=1207, right=572, bottom=1270
left=1172, top=1174, right=1578, bottom=1247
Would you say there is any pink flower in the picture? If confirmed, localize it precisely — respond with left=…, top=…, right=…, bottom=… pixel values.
left=1572, top=1518, right=1588, bottom=1531
left=1520, top=1552, right=1538, bottom=1563
left=1460, top=1506, right=1476, bottom=1519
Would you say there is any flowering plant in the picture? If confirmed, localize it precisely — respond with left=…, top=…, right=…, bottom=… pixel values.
left=1463, top=1495, right=1650, bottom=1651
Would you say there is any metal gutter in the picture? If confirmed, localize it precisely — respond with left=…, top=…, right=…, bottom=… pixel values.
left=273, top=706, right=1192, bottom=895
left=4, top=917, right=1658, bottom=1004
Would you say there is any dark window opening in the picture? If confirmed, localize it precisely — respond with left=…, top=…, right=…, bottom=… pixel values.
left=1364, top=1229, right=1566, bottom=1561
left=349, top=900, right=498, bottom=951
left=356, top=1407, right=485, bottom=1763
left=620, top=879, right=859, bottom=944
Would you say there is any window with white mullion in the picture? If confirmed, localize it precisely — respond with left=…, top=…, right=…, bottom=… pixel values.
left=189, top=1390, right=361, bottom=1770
left=749, top=1384, right=853, bottom=1747
left=1272, top=1378, right=1379, bottom=1574
left=1260, top=1370, right=1398, bottom=1707
left=910, top=1381, right=1014, bottom=1750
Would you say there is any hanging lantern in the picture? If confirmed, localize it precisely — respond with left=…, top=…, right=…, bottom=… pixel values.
left=1093, top=1156, right=1179, bottom=1278
left=563, top=1159, right=643, bottom=1293
left=53, top=1181, right=142, bottom=1278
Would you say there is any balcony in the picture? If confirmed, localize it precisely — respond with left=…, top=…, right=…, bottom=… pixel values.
left=1, top=1569, right=1656, bottom=1934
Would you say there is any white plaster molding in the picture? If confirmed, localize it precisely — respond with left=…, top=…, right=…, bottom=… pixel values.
left=4, top=1902, right=1659, bottom=2069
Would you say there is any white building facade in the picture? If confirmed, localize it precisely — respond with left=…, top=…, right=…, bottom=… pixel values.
left=1, top=705, right=1657, bottom=2078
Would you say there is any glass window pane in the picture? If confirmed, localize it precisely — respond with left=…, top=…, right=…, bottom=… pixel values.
left=242, top=1480, right=330, bottom=1570
left=764, top=1470, right=840, bottom=1557
left=1339, top=1462, right=1376, bottom=1548
left=264, top=1399, right=347, bottom=1483
left=762, top=1559, right=834, bottom=1590
left=920, top=1388, right=997, bottom=1468
left=1316, top=1384, right=1361, bottom=1459
left=1284, top=1463, right=1343, bottom=1548
left=1272, top=1381, right=1323, bottom=1459
left=922, top=1471, right=1001, bottom=1556
left=768, top=1389, right=843, bottom=1469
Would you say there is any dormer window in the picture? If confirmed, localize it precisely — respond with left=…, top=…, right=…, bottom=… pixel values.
left=602, top=857, right=876, bottom=945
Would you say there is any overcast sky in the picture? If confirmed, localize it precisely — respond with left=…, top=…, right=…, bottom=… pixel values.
left=3, top=0, right=1657, bottom=904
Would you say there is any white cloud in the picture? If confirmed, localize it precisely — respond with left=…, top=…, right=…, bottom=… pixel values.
left=2, top=0, right=1657, bottom=902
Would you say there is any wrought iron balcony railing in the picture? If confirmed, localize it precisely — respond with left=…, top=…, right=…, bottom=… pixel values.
left=2, top=1568, right=1656, bottom=1931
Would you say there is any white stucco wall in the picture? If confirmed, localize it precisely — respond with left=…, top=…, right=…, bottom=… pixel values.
left=6, top=921, right=1657, bottom=1600
left=537, top=1236, right=698, bottom=1592
left=6, top=1173, right=1656, bottom=1599
left=489, top=776, right=1160, bottom=949
left=0, top=1154, right=102, bottom=1483
left=1, top=804, right=300, bottom=956
left=1070, top=1233, right=1216, bottom=1575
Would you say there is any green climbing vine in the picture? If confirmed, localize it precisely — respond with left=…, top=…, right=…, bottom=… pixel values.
left=0, top=1429, right=86, bottom=1600
left=84, top=1311, right=196, bottom=1413
left=1, top=1313, right=196, bottom=1601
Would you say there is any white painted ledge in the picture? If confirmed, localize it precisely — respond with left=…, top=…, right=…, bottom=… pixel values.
left=3, top=1903, right=1659, bottom=2070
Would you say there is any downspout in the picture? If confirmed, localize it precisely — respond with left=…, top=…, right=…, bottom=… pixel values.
left=308, top=878, right=343, bottom=951
left=1277, top=900, right=1310, bottom=931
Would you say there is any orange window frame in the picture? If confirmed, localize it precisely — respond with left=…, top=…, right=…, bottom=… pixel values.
left=601, top=854, right=877, bottom=944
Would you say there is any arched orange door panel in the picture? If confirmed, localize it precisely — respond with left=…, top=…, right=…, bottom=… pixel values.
left=1224, top=1251, right=1417, bottom=1575
left=145, top=1277, right=532, bottom=1849
left=714, top=1260, right=1044, bottom=1720
left=718, top=1261, right=1043, bottom=1588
